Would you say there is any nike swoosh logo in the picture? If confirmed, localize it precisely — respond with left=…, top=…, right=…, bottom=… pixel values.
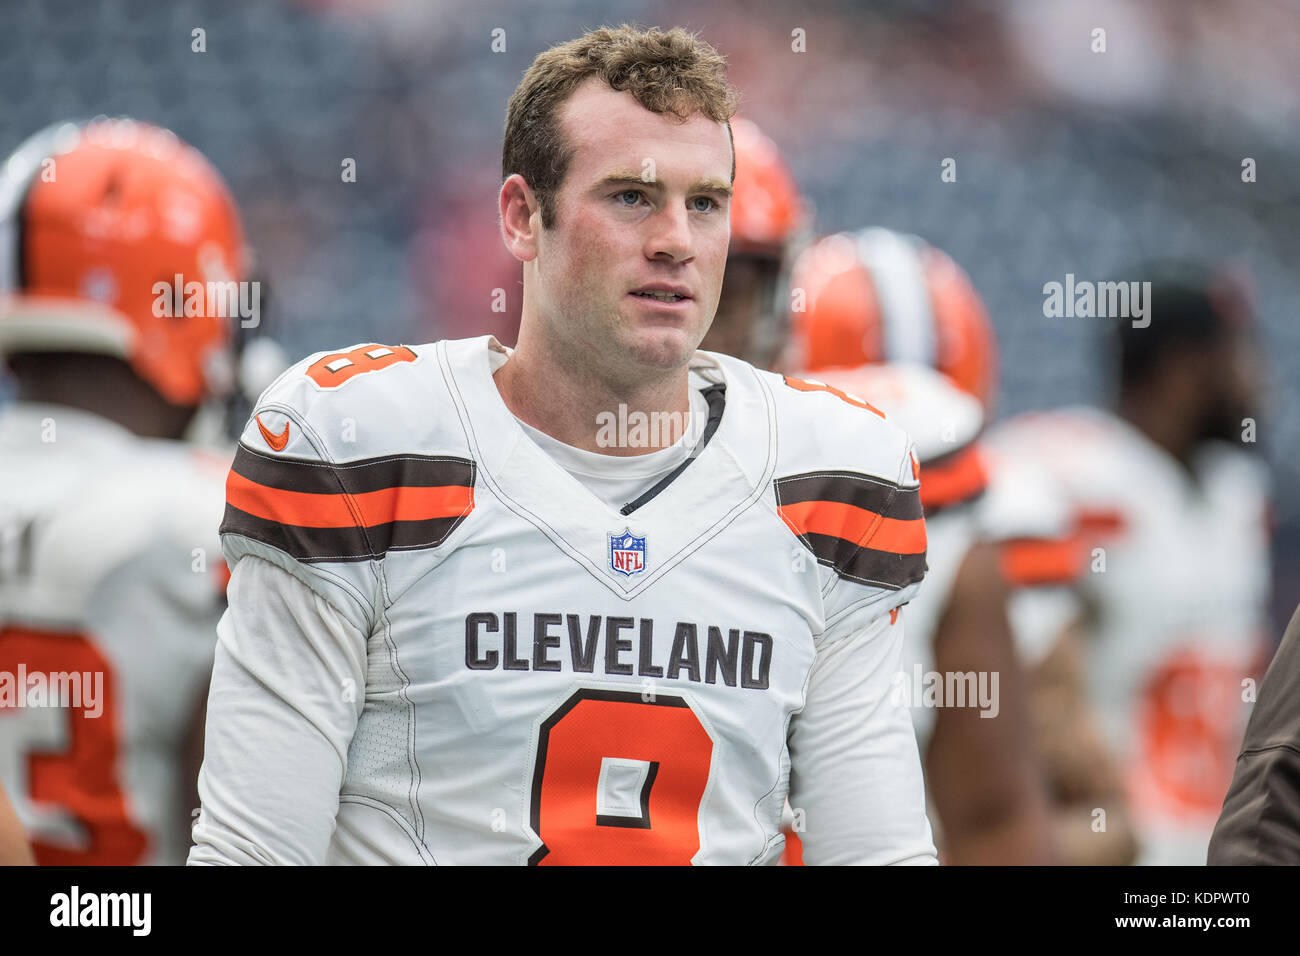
left=256, top=414, right=290, bottom=451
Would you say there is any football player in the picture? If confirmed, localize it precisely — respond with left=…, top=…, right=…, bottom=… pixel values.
left=0, top=118, right=246, bottom=864
left=983, top=264, right=1272, bottom=865
left=698, top=116, right=807, bottom=371
left=189, top=25, right=937, bottom=866
left=781, top=228, right=1071, bottom=864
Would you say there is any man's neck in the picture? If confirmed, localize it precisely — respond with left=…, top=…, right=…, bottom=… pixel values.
left=11, top=354, right=196, bottom=440
left=492, top=336, right=693, bottom=456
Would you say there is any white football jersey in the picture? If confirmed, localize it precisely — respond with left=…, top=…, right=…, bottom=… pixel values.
left=984, top=407, right=1271, bottom=865
left=189, top=336, right=937, bottom=865
left=0, top=402, right=227, bottom=865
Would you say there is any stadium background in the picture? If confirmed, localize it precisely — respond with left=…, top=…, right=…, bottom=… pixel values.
left=2, top=0, right=1296, bottom=627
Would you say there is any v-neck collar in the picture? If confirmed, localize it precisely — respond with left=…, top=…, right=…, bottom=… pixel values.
left=438, top=335, right=777, bottom=599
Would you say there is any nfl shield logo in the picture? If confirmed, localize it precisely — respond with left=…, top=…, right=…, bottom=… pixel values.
left=608, top=528, right=647, bottom=577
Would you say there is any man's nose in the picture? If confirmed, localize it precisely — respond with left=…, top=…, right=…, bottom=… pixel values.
left=647, top=202, right=694, bottom=263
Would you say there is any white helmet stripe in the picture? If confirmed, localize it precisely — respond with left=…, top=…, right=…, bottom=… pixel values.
left=0, top=120, right=84, bottom=293
left=854, top=227, right=935, bottom=368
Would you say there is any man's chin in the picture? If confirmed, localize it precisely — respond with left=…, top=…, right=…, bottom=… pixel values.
left=623, top=325, right=702, bottom=371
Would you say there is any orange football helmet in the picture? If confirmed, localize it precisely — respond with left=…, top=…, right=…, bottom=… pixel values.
left=0, top=118, right=248, bottom=406
left=728, top=117, right=806, bottom=257
left=788, top=227, right=998, bottom=413
left=703, top=117, right=809, bottom=369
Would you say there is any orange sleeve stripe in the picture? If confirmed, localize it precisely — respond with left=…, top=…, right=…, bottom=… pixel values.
left=1000, top=537, right=1085, bottom=587
left=226, top=470, right=473, bottom=529
left=779, top=499, right=927, bottom=555
left=1076, top=507, right=1127, bottom=537
left=919, top=445, right=988, bottom=511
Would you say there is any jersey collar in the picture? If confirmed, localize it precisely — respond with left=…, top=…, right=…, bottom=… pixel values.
left=439, top=335, right=777, bottom=599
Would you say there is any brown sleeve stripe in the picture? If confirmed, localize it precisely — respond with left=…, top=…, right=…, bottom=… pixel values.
left=775, top=470, right=927, bottom=590
left=775, top=471, right=923, bottom=518
left=220, top=444, right=474, bottom=563
left=800, top=532, right=928, bottom=589
left=221, top=508, right=470, bottom=563
left=230, top=443, right=473, bottom=495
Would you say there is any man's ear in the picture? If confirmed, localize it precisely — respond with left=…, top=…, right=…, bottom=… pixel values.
left=500, top=173, right=541, bottom=263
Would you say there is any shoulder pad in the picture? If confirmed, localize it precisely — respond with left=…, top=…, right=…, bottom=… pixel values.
left=222, top=341, right=474, bottom=568
left=767, top=369, right=926, bottom=594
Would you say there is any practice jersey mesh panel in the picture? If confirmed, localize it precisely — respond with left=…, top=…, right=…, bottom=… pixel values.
left=343, top=626, right=420, bottom=836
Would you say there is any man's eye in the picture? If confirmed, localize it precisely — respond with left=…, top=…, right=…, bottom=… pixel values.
left=691, top=196, right=717, bottom=213
left=617, top=190, right=644, bottom=206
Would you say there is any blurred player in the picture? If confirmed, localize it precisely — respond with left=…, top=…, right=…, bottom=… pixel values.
left=190, top=26, right=936, bottom=866
left=984, top=263, right=1271, bottom=865
left=782, top=227, right=1063, bottom=864
left=0, top=118, right=247, bottom=864
left=700, top=139, right=1014, bottom=864
left=698, top=116, right=807, bottom=370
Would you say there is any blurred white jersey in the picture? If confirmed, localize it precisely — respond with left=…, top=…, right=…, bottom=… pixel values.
left=189, top=336, right=937, bottom=865
left=801, top=363, right=987, bottom=743
left=0, top=403, right=227, bottom=865
left=985, top=407, right=1271, bottom=865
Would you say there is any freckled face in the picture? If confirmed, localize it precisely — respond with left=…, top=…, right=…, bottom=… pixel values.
left=531, top=79, right=733, bottom=376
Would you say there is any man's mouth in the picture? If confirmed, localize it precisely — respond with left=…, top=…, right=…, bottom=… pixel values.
left=630, top=290, right=689, bottom=302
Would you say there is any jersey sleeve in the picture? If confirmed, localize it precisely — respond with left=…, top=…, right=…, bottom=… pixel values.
left=188, top=554, right=368, bottom=865
left=772, top=389, right=935, bottom=864
left=770, top=372, right=930, bottom=639
left=787, top=608, right=937, bottom=865
left=218, top=354, right=389, bottom=633
left=777, top=436, right=928, bottom=640
left=219, top=346, right=473, bottom=633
